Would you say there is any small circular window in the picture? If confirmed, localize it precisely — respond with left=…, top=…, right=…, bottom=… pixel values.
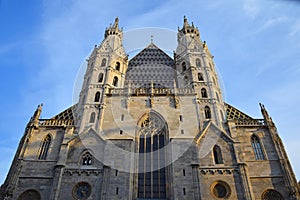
left=211, top=181, right=231, bottom=199
left=73, top=182, right=91, bottom=200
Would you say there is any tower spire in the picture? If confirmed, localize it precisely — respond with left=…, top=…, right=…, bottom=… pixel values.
left=179, top=16, right=200, bottom=38
left=104, top=17, right=122, bottom=39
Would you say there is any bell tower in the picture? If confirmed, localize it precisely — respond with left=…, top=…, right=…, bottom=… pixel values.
left=175, top=16, right=225, bottom=126
left=76, top=18, right=128, bottom=133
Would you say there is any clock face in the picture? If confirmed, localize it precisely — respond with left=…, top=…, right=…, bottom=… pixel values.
left=73, top=182, right=91, bottom=199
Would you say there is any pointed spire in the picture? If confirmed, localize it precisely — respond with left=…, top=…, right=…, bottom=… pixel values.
left=113, top=17, right=119, bottom=29
left=178, top=16, right=200, bottom=38
left=31, top=104, right=43, bottom=127
left=104, top=17, right=123, bottom=39
left=260, top=103, right=276, bottom=128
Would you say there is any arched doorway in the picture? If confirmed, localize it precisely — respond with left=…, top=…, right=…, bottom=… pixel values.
left=137, top=112, right=168, bottom=199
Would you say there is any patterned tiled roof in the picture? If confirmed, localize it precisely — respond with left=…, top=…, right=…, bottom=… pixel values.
left=225, top=103, right=253, bottom=120
left=51, top=106, right=74, bottom=120
left=125, top=43, right=175, bottom=88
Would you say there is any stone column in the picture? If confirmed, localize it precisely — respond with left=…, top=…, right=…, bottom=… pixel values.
left=238, top=163, right=254, bottom=200
left=191, top=164, right=201, bottom=200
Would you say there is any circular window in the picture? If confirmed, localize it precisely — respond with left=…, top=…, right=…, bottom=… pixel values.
left=73, top=182, right=91, bottom=200
left=211, top=181, right=231, bottom=199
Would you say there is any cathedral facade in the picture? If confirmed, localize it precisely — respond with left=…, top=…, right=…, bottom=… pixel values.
left=1, top=17, right=299, bottom=200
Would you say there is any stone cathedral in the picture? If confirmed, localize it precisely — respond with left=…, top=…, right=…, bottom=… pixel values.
left=1, top=17, right=299, bottom=200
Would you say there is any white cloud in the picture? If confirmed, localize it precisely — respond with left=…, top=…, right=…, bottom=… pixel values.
left=243, top=0, right=261, bottom=19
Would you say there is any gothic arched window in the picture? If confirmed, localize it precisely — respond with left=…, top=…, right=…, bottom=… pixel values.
left=101, top=58, right=107, bottom=67
left=198, top=73, right=204, bottom=81
left=113, top=76, right=118, bottom=87
left=81, top=152, right=93, bottom=166
left=196, top=58, right=201, bottom=67
left=94, top=91, right=100, bottom=102
left=216, top=92, right=220, bottom=102
left=212, top=77, right=216, bottom=85
left=138, top=112, right=167, bottom=199
left=38, top=134, right=51, bottom=160
left=220, top=110, right=224, bottom=121
left=213, top=145, right=223, bottom=164
left=98, top=73, right=104, bottom=82
left=89, top=112, right=95, bottom=123
left=201, top=88, right=208, bottom=98
left=182, top=62, right=186, bottom=71
left=17, top=190, right=41, bottom=200
left=261, top=189, right=283, bottom=200
left=115, top=62, right=120, bottom=71
left=251, top=135, right=265, bottom=160
left=204, top=106, right=211, bottom=119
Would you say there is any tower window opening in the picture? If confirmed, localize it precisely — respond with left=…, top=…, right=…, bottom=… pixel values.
left=183, top=169, right=186, bottom=176
left=181, top=129, right=184, bottom=134
left=94, top=91, right=101, bottom=102
left=183, top=188, right=186, bottom=195
left=198, top=73, right=204, bottom=81
left=120, top=130, right=123, bottom=135
left=201, top=88, right=208, bottom=98
left=115, top=62, right=121, bottom=71
left=216, top=92, right=220, bottom=102
left=212, top=77, right=216, bottom=85
left=182, top=62, right=186, bottom=71
left=115, top=170, right=118, bottom=176
left=38, top=134, right=51, bottom=160
left=98, top=73, right=104, bottom=82
left=204, top=106, right=211, bottom=119
left=81, top=152, right=93, bottom=165
left=113, top=76, right=118, bottom=87
left=209, top=63, right=213, bottom=70
left=116, top=187, right=119, bottom=195
left=89, top=112, right=95, bottom=123
left=213, top=145, right=223, bottom=164
left=121, top=114, right=124, bottom=121
left=179, top=115, right=183, bottom=122
left=251, top=135, right=265, bottom=160
left=101, top=58, right=107, bottom=67
left=196, top=58, right=201, bottom=67
left=220, top=110, right=224, bottom=121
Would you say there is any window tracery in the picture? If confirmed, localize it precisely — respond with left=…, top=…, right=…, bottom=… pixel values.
left=38, top=134, right=51, bottom=160
left=138, top=112, right=167, bottom=199
left=81, top=152, right=93, bottom=166
left=251, top=135, right=265, bottom=160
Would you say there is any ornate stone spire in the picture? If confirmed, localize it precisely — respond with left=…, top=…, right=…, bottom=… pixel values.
left=179, top=16, right=200, bottom=37
left=104, top=17, right=123, bottom=38
left=31, top=104, right=43, bottom=126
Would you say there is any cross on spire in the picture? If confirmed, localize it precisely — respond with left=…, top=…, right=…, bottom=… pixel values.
left=151, top=35, right=154, bottom=43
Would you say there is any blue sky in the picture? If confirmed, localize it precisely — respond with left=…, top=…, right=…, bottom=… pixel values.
left=1, top=0, right=300, bottom=184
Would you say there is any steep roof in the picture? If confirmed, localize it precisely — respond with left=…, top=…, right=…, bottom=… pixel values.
left=225, top=103, right=253, bottom=120
left=125, top=43, right=175, bottom=88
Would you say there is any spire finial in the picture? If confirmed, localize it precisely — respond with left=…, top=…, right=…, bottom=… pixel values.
left=184, top=15, right=187, bottom=22
left=113, top=17, right=119, bottom=28
left=150, top=35, right=154, bottom=43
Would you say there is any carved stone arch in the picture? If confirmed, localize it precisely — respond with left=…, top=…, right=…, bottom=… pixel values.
left=17, top=189, right=41, bottom=200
